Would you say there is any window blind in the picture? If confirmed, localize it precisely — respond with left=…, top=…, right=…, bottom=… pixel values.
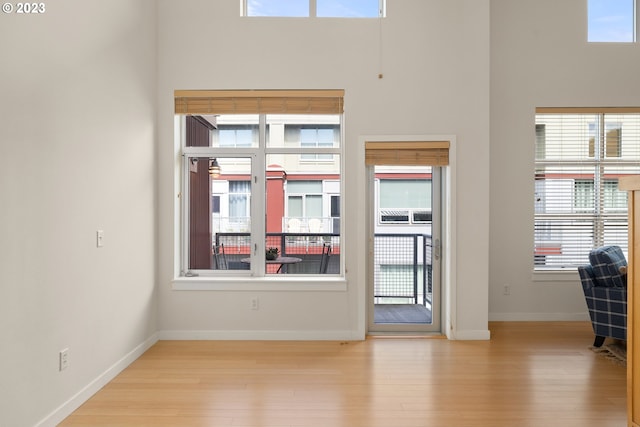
left=175, top=90, right=344, bottom=115
left=365, top=141, right=450, bottom=166
left=534, top=108, right=640, bottom=269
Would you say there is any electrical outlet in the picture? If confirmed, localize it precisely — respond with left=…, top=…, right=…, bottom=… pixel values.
left=503, top=285, right=511, bottom=296
left=59, top=348, right=69, bottom=371
left=251, top=297, right=259, bottom=310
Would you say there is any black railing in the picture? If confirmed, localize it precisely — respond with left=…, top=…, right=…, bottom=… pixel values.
left=373, top=234, right=432, bottom=305
left=214, top=232, right=340, bottom=274
left=213, top=232, right=432, bottom=304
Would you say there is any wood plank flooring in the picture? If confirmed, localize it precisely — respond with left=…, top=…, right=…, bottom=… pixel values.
left=59, top=322, right=626, bottom=427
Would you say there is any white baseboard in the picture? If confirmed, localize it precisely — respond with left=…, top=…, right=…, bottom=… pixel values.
left=489, top=312, right=589, bottom=322
left=35, top=332, right=159, bottom=427
left=451, top=329, right=491, bottom=340
left=159, top=329, right=360, bottom=341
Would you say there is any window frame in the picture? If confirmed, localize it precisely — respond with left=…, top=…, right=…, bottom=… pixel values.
left=533, top=108, right=640, bottom=273
left=178, top=113, right=344, bottom=280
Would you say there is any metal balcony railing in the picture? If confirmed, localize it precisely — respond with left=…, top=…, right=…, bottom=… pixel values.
left=373, top=234, right=432, bottom=305
left=213, top=232, right=432, bottom=304
left=214, top=232, right=340, bottom=274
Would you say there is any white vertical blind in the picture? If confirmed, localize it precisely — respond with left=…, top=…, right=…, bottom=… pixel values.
left=534, top=109, right=640, bottom=269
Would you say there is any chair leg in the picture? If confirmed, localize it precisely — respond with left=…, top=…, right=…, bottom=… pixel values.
left=593, top=335, right=606, bottom=348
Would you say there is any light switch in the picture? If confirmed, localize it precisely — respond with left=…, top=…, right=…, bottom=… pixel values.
left=96, top=230, right=104, bottom=248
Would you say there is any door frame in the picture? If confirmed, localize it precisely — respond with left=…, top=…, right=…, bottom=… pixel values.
left=361, top=135, right=456, bottom=338
left=366, top=165, right=442, bottom=333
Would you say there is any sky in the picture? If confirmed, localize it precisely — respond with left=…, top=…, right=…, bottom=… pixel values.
left=588, top=0, right=635, bottom=42
left=247, top=1, right=633, bottom=40
left=247, top=0, right=381, bottom=18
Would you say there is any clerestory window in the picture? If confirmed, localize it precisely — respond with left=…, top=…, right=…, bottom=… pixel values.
left=533, top=108, right=640, bottom=270
left=588, top=0, right=636, bottom=43
left=243, top=0, right=385, bottom=18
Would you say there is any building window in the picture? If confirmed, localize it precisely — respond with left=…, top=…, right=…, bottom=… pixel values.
left=217, top=126, right=257, bottom=148
left=588, top=0, right=636, bottom=42
left=177, top=90, right=343, bottom=277
left=243, top=0, right=384, bottom=17
left=287, top=180, right=323, bottom=218
left=533, top=109, right=640, bottom=270
left=378, top=178, right=431, bottom=224
left=574, top=179, right=628, bottom=212
left=299, top=126, right=336, bottom=160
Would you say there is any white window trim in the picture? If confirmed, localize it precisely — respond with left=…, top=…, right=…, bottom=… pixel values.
left=172, top=275, right=348, bottom=291
left=531, top=269, right=580, bottom=282
left=177, top=114, right=344, bottom=281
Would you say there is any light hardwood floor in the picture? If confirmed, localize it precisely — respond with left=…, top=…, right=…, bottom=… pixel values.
left=59, top=322, right=626, bottom=427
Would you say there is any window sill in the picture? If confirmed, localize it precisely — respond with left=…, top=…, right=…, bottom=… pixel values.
left=531, top=269, right=580, bottom=282
left=172, top=275, right=348, bottom=291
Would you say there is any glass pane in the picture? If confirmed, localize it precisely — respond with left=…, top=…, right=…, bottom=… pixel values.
left=188, top=156, right=252, bottom=271
left=288, top=180, right=323, bottom=193
left=379, top=180, right=431, bottom=209
left=288, top=196, right=303, bottom=217
left=317, top=0, right=381, bottom=17
left=210, top=115, right=259, bottom=148
left=536, top=114, right=600, bottom=161
left=246, top=0, right=309, bottom=16
left=588, top=0, right=635, bottom=42
left=267, top=114, right=340, bottom=148
left=606, top=114, right=640, bottom=160
left=306, top=195, right=323, bottom=217
left=266, top=154, right=341, bottom=275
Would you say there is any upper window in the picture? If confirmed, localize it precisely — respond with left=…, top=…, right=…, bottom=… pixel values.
left=588, top=0, right=636, bottom=42
left=533, top=108, right=640, bottom=270
left=243, top=0, right=384, bottom=18
left=176, top=90, right=344, bottom=277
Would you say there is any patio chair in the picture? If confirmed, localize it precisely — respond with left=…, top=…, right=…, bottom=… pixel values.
left=577, top=245, right=628, bottom=347
left=319, top=243, right=332, bottom=274
left=213, top=244, right=227, bottom=270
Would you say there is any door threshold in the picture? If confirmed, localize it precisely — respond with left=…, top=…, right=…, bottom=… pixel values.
left=366, top=331, right=446, bottom=338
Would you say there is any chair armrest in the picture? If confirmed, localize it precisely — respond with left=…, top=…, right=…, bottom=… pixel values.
left=578, top=265, right=597, bottom=292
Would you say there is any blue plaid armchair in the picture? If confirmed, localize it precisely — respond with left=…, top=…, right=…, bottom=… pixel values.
left=577, top=245, right=628, bottom=347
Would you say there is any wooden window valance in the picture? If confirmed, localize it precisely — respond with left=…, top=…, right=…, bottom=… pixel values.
left=175, top=90, right=344, bottom=115
left=365, top=141, right=450, bottom=166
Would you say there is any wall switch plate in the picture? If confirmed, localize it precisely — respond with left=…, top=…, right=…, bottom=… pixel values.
left=251, top=297, right=259, bottom=310
left=96, top=230, right=104, bottom=247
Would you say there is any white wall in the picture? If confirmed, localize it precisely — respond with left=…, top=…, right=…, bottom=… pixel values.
left=0, top=1, right=157, bottom=425
left=157, top=0, right=490, bottom=339
left=490, top=0, right=640, bottom=320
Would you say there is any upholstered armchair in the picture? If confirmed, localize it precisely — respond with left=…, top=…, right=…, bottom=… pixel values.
left=578, top=245, right=628, bottom=347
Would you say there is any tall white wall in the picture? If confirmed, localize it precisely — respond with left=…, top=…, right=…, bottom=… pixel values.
left=0, top=1, right=157, bottom=425
left=490, top=0, right=640, bottom=320
left=157, top=0, right=490, bottom=339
